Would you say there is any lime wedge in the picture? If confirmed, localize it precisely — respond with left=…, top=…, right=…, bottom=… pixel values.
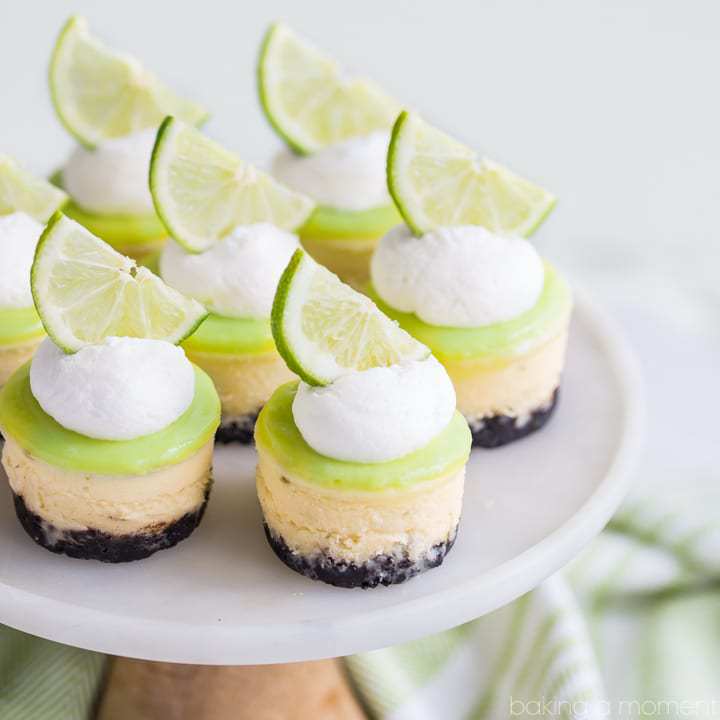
left=31, top=213, right=207, bottom=352
left=272, top=249, right=428, bottom=385
left=258, top=22, right=400, bottom=154
left=0, top=156, right=67, bottom=222
left=150, top=116, right=315, bottom=253
left=50, top=16, right=208, bottom=148
left=388, top=111, right=556, bottom=237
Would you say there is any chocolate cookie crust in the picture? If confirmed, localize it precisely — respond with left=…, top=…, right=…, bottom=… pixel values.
left=468, top=388, right=559, bottom=449
left=216, top=411, right=260, bottom=444
left=12, top=488, right=210, bottom=563
left=264, top=524, right=458, bottom=589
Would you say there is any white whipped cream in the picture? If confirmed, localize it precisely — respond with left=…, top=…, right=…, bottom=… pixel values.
left=272, top=132, right=391, bottom=210
left=159, top=223, right=299, bottom=319
left=30, top=337, right=195, bottom=441
left=292, top=357, right=456, bottom=463
left=61, top=129, right=157, bottom=215
left=371, top=225, right=545, bottom=327
left=0, top=212, right=44, bottom=308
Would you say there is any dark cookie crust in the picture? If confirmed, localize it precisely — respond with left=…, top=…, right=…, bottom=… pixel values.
left=12, top=488, right=210, bottom=563
left=468, top=388, right=559, bottom=449
left=215, top=411, right=260, bottom=445
left=264, top=524, right=457, bottom=590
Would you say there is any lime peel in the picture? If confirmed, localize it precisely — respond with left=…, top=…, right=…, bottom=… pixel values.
left=150, top=116, right=315, bottom=253
left=31, top=212, right=207, bottom=353
left=271, top=248, right=429, bottom=385
left=258, top=22, right=400, bottom=155
left=49, top=15, right=208, bottom=148
left=0, top=156, right=67, bottom=222
left=387, top=110, right=556, bottom=237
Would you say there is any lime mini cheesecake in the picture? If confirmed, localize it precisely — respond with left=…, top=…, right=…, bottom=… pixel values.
left=150, top=117, right=315, bottom=442
left=370, top=112, right=571, bottom=448
left=256, top=250, right=471, bottom=588
left=259, top=23, right=403, bottom=288
left=49, top=16, right=208, bottom=260
left=0, top=214, right=219, bottom=562
left=0, top=156, right=67, bottom=386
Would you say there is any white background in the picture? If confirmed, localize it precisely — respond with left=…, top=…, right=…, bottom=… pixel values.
left=0, top=0, right=717, bottom=568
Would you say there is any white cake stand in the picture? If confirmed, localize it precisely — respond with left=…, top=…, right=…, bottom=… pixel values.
left=0, top=292, right=643, bottom=665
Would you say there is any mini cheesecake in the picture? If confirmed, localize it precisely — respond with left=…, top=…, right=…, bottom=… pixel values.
left=298, top=205, right=402, bottom=290
left=182, top=315, right=295, bottom=443
left=0, top=307, right=45, bottom=388
left=371, top=264, right=572, bottom=448
left=0, top=363, right=220, bottom=562
left=255, top=382, right=471, bottom=589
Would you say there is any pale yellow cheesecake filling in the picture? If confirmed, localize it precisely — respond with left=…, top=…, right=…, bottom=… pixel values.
left=0, top=338, right=43, bottom=388
left=448, top=327, right=569, bottom=422
left=185, top=349, right=295, bottom=423
left=256, top=449, right=464, bottom=564
left=2, top=437, right=212, bottom=535
left=301, top=236, right=378, bottom=291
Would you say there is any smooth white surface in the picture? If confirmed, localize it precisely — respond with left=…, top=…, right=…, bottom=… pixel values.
left=0, top=212, right=43, bottom=308
left=272, top=132, right=391, bottom=210
left=61, top=129, right=157, bottom=214
left=0, top=295, right=643, bottom=664
left=292, top=356, right=456, bottom=463
left=371, top=225, right=545, bottom=327
left=29, top=337, right=195, bottom=441
left=159, top=225, right=298, bottom=319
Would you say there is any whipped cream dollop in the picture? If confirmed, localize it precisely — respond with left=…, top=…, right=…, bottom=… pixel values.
left=62, top=129, right=157, bottom=215
left=371, top=225, right=545, bottom=327
left=30, top=337, right=195, bottom=441
left=272, top=131, right=391, bottom=210
left=160, top=223, right=299, bottom=319
left=292, top=357, right=456, bottom=463
left=0, top=212, right=44, bottom=308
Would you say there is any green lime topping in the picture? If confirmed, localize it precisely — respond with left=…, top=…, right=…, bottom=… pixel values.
left=256, top=382, right=471, bottom=491
left=299, top=203, right=402, bottom=242
left=0, top=363, right=219, bottom=476
left=182, top=314, right=275, bottom=357
left=369, top=263, right=572, bottom=363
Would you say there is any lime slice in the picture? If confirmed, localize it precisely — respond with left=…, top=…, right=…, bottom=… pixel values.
left=258, top=22, right=400, bottom=154
left=150, top=116, right=315, bottom=253
left=0, top=156, right=67, bottom=222
left=388, top=111, right=556, bottom=237
left=31, top=213, right=207, bottom=353
left=272, top=249, right=428, bottom=385
left=50, top=16, right=208, bottom=148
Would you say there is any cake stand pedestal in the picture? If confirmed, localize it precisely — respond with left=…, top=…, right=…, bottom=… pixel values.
left=96, top=657, right=366, bottom=720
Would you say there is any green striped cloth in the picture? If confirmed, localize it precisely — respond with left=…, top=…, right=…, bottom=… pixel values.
left=346, top=490, right=720, bottom=719
left=1, top=489, right=719, bottom=719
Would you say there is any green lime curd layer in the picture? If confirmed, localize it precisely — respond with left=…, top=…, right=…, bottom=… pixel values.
left=0, top=363, right=220, bottom=476
left=255, top=382, right=471, bottom=492
left=299, top=204, right=402, bottom=242
left=63, top=200, right=167, bottom=247
left=0, top=307, right=45, bottom=346
left=51, top=169, right=166, bottom=247
left=369, top=263, right=572, bottom=364
left=182, top=313, right=275, bottom=356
